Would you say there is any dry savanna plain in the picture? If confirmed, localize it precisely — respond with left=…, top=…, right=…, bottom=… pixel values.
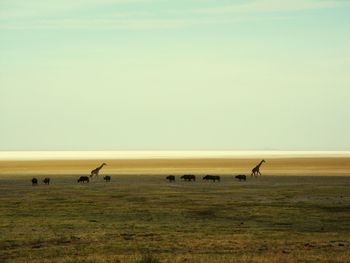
left=0, top=157, right=350, bottom=262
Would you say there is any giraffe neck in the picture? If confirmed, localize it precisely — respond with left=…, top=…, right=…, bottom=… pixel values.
left=97, top=164, right=105, bottom=170
left=257, top=160, right=264, bottom=168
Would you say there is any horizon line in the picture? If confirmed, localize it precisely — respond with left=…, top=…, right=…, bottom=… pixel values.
left=1, top=150, right=350, bottom=161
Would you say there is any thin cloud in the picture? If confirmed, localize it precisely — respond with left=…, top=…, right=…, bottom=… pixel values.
left=192, top=0, right=350, bottom=14
left=1, top=0, right=347, bottom=31
left=0, top=18, right=199, bottom=30
left=0, top=0, right=168, bottom=30
left=0, top=0, right=164, bottom=19
left=0, top=13, right=292, bottom=31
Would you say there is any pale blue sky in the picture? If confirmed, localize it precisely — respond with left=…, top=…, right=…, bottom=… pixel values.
left=1, top=0, right=350, bottom=150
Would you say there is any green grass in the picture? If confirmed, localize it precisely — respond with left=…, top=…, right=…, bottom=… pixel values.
left=0, top=175, right=349, bottom=262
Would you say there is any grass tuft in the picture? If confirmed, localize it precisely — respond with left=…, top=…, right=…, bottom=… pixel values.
left=136, top=253, right=160, bottom=263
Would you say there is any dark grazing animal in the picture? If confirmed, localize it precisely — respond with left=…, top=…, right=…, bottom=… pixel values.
left=235, top=174, right=246, bottom=181
left=103, top=176, right=111, bottom=182
left=203, top=175, right=220, bottom=182
left=43, top=178, right=50, bottom=185
left=180, top=174, right=196, bottom=181
left=166, top=175, right=175, bottom=182
left=77, top=176, right=89, bottom=183
left=31, top=178, right=38, bottom=186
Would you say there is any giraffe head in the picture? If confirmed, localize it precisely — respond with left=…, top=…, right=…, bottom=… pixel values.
left=262, top=160, right=266, bottom=163
left=102, top=163, right=107, bottom=166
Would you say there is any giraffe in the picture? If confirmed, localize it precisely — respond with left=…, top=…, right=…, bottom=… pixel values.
left=90, top=163, right=107, bottom=177
left=251, top=160, right=265, bottom=176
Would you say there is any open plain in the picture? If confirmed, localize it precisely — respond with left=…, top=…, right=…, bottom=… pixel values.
left=0, top=157, right=350, bottom=262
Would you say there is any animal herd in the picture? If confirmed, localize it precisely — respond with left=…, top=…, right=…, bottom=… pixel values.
left=163, top=159, right=266, bottom=183
left=30, top=160, right=266, bottom=186
left=77, top=175, right=111, bottom=183
left=31, top=177, right=50, bottom=185
left=31, top=175, right=111, bottom=185
left=166, top=174, right=246, bottom=182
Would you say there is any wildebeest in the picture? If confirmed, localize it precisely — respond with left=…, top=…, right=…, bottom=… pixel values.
left=166, top=175, right=175, bottom=182
left=77, top=176, right=89, bottom=183
left=235, top=174, right=246, bottom=181
left=103, top=175, right=111, bottom=182
left=43, top=178, right=50, bottom=185
left=180, top=174, right=196, bottom=181
left=202, top=175, right=220, bottom=182
left=31, top=178, right=38, bottom=186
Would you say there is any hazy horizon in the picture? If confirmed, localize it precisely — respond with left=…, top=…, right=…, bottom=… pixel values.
left=1, top=150, right=350, bottom=161
left=1, top=0, right=350, bottom=151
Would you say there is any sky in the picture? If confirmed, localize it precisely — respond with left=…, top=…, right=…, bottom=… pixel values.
left=1, top=0, right=350, bottom=151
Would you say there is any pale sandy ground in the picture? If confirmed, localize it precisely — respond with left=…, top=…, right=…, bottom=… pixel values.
left=0, top=157, right=349, bottom=177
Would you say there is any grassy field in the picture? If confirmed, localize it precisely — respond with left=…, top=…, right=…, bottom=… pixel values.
left=1, top=169, right=350, bottom=263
